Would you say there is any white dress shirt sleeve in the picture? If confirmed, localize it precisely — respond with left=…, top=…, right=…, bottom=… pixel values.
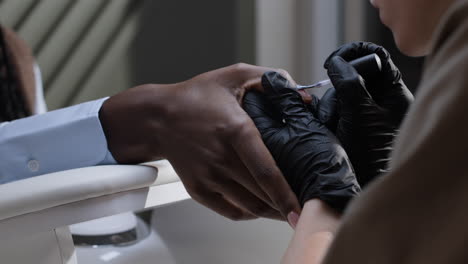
left=0, top=98, right=117, bottom=184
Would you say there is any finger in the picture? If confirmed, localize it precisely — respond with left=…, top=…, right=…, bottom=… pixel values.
left=234, top=65, right=314, bottom=106
left=227, top=63, right=282, bottom=92
left=267, top=69, right=311, bottom=103
left=297, top=89, right=313, bottom=104
left=235, top=64, right=297, bottom=92
left=317, top=88, right=339, bottom=132
left=261, top=72, right=315, bottom=124
left=324, top=42, right=397, bottom=86
left=216, top=178, right=284, bottom=220
left=306, top=92, right=320, bottom=116
left=327, top=56, right=373, bottom=102
left=167, top=158, right=258, bottom=221
left=345, top=43, right=397, bottom=82
left=231, top=123, right=301, bottom=219
left=223, top=64, right=294, bottom=103
left=192, top=190, right=258, bottom=221
left=227, top=153, right=279, bottom=209
left=243, top=90, right=282, bottom=134
left=338, top=42, right=383, bottom=61
left=242, top=94, right=298, bottom=214
left=324, top=42, right=385, bottom=69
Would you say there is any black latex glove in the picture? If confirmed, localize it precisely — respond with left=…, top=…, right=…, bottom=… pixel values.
left=323, top=42, right=414, bottom=186
left=243, top=72, right=360, bottom=212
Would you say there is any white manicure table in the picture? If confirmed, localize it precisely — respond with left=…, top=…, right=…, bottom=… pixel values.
left=0, top=160, right=190, bottom=264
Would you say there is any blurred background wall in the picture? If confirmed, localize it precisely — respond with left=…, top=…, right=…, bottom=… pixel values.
left=0, top=0, right=423, bottom=110
left=0, top=0, right=256, bottom=110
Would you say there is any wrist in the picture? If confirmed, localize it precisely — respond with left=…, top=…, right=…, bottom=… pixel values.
left=99, top=84, right=176, bottom=163
left=282, top=199, right=340, bottom=264
left=298, top=199, right=341, bottom=234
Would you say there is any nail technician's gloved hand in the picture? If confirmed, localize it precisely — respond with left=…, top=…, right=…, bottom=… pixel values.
left=323, top=42, right=414, bottom=187
left=243, top=72, right=360, bottom=212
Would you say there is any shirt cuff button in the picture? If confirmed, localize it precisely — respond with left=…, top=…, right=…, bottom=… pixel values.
left=27, top=160, right=40, bottom=172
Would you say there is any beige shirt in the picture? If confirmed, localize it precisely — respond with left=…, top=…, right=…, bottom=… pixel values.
left=323, top=1, right=468, bottom=263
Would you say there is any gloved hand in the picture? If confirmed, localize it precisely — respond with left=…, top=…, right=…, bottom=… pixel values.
left=323, top=42, right=414, bottom=186
left=243, top=72, right=360, bottom=212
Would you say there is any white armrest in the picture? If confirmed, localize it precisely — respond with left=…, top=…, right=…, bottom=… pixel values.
left=0, top=160, right=190, bottom=240
left=0, top=165, right=157, bottom=221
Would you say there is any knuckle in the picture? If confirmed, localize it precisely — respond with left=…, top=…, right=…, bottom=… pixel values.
left=227, top=117, right=255, bottom=138
left=232, top=62, right=248, bottom=71
left=237, top=118, right=256, bottom=134
left=214, top=122, right=231, bottom=137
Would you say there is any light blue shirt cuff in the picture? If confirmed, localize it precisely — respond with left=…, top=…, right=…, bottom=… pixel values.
left=0, top=98, right=117, bottom=184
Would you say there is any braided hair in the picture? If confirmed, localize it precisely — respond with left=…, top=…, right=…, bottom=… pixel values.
left=0, top=28, right=29, bottom=122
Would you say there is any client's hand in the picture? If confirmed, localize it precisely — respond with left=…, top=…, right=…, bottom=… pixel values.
left=243, top=72, right=360, bottom=212
left=99, top=64, right=301, bottom=222
left=322, top=42, right=414, bottom=186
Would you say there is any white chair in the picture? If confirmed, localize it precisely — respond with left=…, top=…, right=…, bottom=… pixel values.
left=0, top=160, right=190, bottom=264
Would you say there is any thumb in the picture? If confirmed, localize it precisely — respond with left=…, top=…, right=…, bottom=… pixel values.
left=262, top=72, right=313, bottom=123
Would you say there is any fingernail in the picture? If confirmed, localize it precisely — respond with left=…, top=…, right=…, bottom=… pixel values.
left=298, top=90, right=312, bottom=104
left=287, top=211, right=300, bottom=229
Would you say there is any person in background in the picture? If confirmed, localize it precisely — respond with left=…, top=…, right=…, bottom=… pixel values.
left=0, top=24, right=302, bottom=225
left=247, top=0, right=468, bottom=263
